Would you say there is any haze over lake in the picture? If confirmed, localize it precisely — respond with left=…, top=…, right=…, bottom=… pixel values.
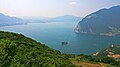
left=0, top=21, right=120, bottom=55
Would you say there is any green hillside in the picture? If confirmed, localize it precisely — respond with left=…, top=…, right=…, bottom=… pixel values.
left=97, top=45, right=120, bottom=56
left=0, top=31, right=120, bottom=67
left=0, top=31, right=75, bottom=67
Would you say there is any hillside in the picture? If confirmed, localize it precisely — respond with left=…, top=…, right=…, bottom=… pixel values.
left=69, top=54, right=120, bottom=67
left=0, top=31, right=75, bottom=67
left=0, top=13, right=26, bottom=26
left=0, top=31, right=120, bottom=67
left=75, top=6, right=120, bottom=36
left=94, top=45, right=120, bottom=58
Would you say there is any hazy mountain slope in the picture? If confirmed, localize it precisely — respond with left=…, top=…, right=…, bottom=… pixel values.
left=75, top=6, right=120, bottom=36
left=49, top=15, right=82, bottom=22
left=0, top=13, right=26, bottom=26
left=21, top=15, right=82, bottom=23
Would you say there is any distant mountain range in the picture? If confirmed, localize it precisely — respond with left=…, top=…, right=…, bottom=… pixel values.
left=0, top=13, right=26, bottom=26
left=21, top=15, right=82, bottom=23
left=75, top=6, right=120, bottom=36
left=48, top=15, right=82, bottom=22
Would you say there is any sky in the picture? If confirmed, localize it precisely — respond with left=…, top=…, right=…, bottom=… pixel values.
left=0, top=0, right=120, bottom=17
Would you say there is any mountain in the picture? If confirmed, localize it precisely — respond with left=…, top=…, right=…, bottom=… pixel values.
left=0, top=31, right=75, bottom=66
left=75, top=6, right=120, bottom=36
left=20, top=16, right=49, bottom=23
left=21, top=15, right=82, bottom=23
left=49, top=15, right=82, bottom=22
left=0, top=13, right=26, bottom=26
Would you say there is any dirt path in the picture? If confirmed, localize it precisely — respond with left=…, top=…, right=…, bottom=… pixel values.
left=71, top=61, right=105, bottom=67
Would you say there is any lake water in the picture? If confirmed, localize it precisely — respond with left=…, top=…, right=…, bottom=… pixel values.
left=0, top=22, right=120, bottom=55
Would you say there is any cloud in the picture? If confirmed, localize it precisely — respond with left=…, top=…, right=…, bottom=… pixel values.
left=69, top=2, right=77, bottom=5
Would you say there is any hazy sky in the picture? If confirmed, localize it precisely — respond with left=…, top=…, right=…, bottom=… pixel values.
left=0, top=0, right=120, bottom=17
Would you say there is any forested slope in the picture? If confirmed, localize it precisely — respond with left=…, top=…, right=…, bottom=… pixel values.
left=0, top=31, right=75, bottom=67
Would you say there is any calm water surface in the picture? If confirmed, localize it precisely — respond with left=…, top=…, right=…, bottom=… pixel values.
left=0, top=22, right=120, bottom=55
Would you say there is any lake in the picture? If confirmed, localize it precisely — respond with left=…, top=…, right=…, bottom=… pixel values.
left=0, top=22, right=120, bottom=55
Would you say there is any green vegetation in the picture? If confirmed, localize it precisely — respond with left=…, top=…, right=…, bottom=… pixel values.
left=0, top=31, right=120, bottom=67
left=98, top=45, right=120, bottom=56
left=69, top=54, right=120, bottom=67
left=0, top=31, right=75, bottom=67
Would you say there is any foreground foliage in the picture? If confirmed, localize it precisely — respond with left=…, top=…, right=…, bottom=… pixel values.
left=0, top=31, right=75, bottom=67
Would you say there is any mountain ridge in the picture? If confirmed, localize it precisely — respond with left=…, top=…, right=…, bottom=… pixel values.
left=0, top=13, right=26, bottom=26
left=75, top=5, right=120, bottom=36
left=21, top=15, right=82, bottom=23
